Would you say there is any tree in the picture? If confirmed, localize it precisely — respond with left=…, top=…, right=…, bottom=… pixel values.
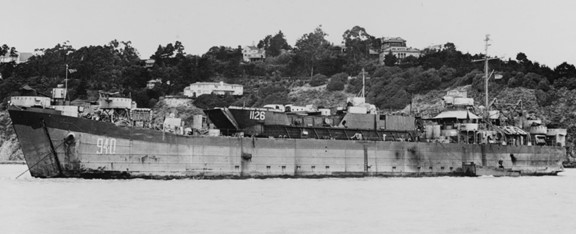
left=521, top=72, right=545, bottom=89
left=3, top=40, right=151, bottom=101
left=0, top=44, right=18, bottom=60
left=326, top=79, right=345, bottom=91
left=507, top=75, right=522, bottom=88
left=309, top=74, right=328, bottom=87
left=259, top=31, right=291, bottom=57
left=203, top=46, right=242, bottom=78
left=438, top=65, right=457, bottom=82
left=1, top=44, right=17, bottom=57
left=0, top=44, right=7, bottom=56
left=15, top=42, right=74, bottom=79
left=342, top=26, right=375, bottom=61
left=193, top=94, right=237, bottom=109
left=383, top=52, right=397, bottom=66
left=400, top=55, right=420, bottom=68
left=295, top=25, right=333, bottom=77
left=151, top=41, right=186, bottom=67
left=109, top=40, right=141, bottom=64
left=407, top=68, right=441, bottom=93
left=346, top=76, right=362, bottom=94
left=330, top=72, right=348, bottom=83
left=257, top=35, right=272, bottom=50
left=516, top=52, right=528, bottom=62
left=341, top=26, right=380, bottom=74
left=554, top=62, right=576, bottom=80
left=443, top=42, right=456, bottom=52
left=0, top=44, right=19, bottom=80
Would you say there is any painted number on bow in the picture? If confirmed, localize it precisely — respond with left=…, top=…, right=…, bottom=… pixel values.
left=96, top=138, right=117, bottom=154
left=249, top=111, right=265, bottom=120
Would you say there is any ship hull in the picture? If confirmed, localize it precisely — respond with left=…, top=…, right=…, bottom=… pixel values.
left=9, top=108, right=564, bottom=179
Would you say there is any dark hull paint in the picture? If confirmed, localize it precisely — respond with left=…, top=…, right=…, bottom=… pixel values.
left=9, top=108, right=564, bottom=179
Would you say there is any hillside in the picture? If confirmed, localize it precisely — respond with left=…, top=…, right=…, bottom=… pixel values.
left=0, top=112, right=23, bottom=161
left=3, top=33, right=576, bottom=161
left=288, top=84, right=354, bottom=108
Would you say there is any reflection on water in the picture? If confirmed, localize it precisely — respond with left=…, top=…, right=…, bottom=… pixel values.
left=1, top=164, right=576, bottom=234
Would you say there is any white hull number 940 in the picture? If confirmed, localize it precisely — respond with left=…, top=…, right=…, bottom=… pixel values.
left=96, top=138, right=117, bottom=154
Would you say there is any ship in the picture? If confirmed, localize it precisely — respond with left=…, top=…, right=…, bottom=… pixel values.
left=8, top=36, right=566, bottom=179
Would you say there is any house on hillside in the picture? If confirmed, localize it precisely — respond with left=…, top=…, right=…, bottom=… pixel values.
left=144, top=59, right=155, bottom=68
left=242, top=45, right=265, bottom=62
left=184, top=81, right=243, bottom=97
left=378, top=37, right=421, bottom=64
left=0, top=52, right=34, bottom=64
left=147, top=79, right=162, bottom=89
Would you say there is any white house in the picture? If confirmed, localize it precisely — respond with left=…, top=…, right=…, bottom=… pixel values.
left=242, top=45, right=265, bottom=62
left=146, top=79, right=162, bottom=89
left=184, top=81, right=243, bottom=97
left=0, top=52, right=34, bottom=64
left=378, top=37, right=421, bottom=64
left=144, top=59, right=155, bottom=68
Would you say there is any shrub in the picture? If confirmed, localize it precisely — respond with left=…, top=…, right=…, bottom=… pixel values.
left=309, top=74, right=328, bottom=87
left=193, top=94, right=237, bottom=109
left=345, top=77, right=362, bottom=94
left=326, top=79, right=345, bottom=91
left=330, top=72, right=348, bottom=83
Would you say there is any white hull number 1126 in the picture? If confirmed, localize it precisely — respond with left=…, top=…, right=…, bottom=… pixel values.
left=249, top=111, right=265, bottom=120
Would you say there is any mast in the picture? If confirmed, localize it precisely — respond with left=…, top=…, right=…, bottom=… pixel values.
left=484, top=35, right=490, bottom=111
left=362, top=68, right=365, bottom=98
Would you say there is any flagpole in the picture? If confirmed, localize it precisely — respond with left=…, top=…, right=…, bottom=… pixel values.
left=65, top=64, right=68, bottom=102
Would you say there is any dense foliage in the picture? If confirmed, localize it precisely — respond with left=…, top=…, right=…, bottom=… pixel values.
left=1, top=25, right=576, bottom=113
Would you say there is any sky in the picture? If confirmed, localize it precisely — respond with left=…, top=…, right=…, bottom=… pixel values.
left=2, top=0, right=576, bottom=67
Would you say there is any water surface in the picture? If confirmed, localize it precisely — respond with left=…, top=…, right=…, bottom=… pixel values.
left=2, top=164, right=576, bottom=234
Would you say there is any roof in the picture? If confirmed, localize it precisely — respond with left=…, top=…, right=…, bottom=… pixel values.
left=164, top=95, right=192, bottom=99
left=190, top=82, right=242, bottom=87
left=494, top=126, right=528, bottom=135
left=433, top=110, right=480, bottom=120
left=244, top=45, right=262, bottom=51
left=381, top=37, right=406, bottom=42
left=20, top=85, right=35, bottom=91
